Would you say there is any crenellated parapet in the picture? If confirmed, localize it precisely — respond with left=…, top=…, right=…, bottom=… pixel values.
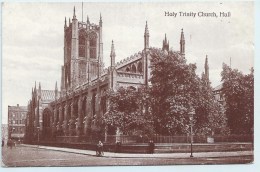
left=115, top=51, right=144, bottom=76
left=78, top=22, right=100, bottom=31
left=115, top=51, right=143, bottom=69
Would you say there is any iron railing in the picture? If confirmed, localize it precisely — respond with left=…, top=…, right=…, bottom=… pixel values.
left=104, top=134, right=253, bottom=144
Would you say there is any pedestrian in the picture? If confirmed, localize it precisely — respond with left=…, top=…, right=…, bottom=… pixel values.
left=96, top=141, right=104, bottom=156
left=148, top=140, right=155, bottom=154
left=2, top=139, right=4, bottom=147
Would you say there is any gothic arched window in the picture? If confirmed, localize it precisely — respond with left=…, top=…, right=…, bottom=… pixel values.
left=92, top=93, right=96, bottom=118
left=79, top=31, right=86, bottom=57
left=126, top=67, right=130, bottom=72
left=42, top=108, right=52, bottom=138
left=101, top=94, right=107, bottom=115
left=84, top=97, right=87, bottom=118
left=132, top=64, right=136, bottom=73
left=137, top=62, right=142, bottom=73
left=89, top=33, right=97, bottom=59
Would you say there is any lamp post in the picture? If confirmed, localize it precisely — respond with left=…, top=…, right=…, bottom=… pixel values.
left=189, top=108, right=195, bottom=158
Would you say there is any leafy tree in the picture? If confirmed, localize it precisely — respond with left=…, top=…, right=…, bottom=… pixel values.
left=221, top=63, right=254, bottom=134
left=103, top=86, right=153, bottom=135
left=103, top=48, right=230, bottom=137
left=243, top=68, right=254, bottom=133
left=195, top=79, right=228, bottom=136
left=149, top=49, right=200, bottom=135
left=149, top=48, right=228, bottom=136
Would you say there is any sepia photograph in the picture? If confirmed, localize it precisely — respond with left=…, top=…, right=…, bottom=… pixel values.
left=1, top=1, right=255, bottom=168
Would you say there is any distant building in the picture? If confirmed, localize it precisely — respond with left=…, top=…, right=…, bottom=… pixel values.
left=8, top=104, right=27, bottom=141
left=213, top=84, right=225, bottom=105
left=1, top=124, right=8, bottom=142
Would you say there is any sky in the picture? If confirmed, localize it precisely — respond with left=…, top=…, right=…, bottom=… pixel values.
left=2, top=2, right=254, bottom=124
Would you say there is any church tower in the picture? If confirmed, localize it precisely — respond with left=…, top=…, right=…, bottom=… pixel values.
left=180, top=28, right=185, bottom=57
left=162, top=33, right=169, bottom=51
left=63, top=7, right=104, bottom=94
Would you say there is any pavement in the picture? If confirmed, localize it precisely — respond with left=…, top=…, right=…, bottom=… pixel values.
left=20, top=144, right=253, bottom=159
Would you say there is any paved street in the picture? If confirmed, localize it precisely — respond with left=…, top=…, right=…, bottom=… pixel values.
left=1, top=145, right=253, bottom=167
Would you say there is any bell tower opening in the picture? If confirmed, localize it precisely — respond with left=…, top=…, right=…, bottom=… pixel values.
left=89, top=33, right=97, bottom=59
left=79, top=30, right=86, bottom=58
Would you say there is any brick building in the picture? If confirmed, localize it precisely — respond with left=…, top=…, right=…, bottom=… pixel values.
left=8, top=104, right=27, bottom=142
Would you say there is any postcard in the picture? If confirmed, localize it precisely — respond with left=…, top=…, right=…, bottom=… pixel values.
left=1, top=1, right=254, bottom=167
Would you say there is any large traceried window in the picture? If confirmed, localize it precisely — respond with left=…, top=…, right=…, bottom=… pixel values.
left=132, top=64, right=137, bottom=73
left=100, top=90, right=107, bottom=115
left=89, top=32, right=97, bottom=59
left=79, top=31, right=86, bottom=57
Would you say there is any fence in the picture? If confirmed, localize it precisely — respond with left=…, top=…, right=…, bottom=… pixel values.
left=56, top=136, right=80, bottom=143
left=106, top=135, right=139, bottom=144
left=213, top=134, right=253, bottom=143
left=105, top=134, right=253, bottom=144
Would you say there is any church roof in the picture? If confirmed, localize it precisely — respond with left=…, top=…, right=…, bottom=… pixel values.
left=115, top=51, right=143, bottom=69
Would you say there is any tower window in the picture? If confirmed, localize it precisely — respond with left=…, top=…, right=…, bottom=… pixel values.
left=79, top=31, right=86, bottom=57
left=90, top=38, right=96, bottom=46
left=89, top=33, right=97, bottom=59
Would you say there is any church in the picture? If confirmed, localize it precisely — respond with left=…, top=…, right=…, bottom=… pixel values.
left=24, top=7, right=208, bottom=143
